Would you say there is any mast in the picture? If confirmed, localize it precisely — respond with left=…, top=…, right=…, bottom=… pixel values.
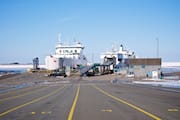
left=58, top=33, right=62, bottom=44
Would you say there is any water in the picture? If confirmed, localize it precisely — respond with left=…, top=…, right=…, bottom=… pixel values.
left=161, top=67, right=180, bottom=73
left=0, top=68, right=27, bottom=75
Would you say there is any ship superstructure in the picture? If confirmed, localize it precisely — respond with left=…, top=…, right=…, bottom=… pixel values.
left=54, top=41, right=86, bottom=61
left=100, top=45, right=136, bottom=67
left=45, top=34, right=87, bottom=70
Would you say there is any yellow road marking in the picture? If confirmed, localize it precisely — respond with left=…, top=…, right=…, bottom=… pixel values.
left=0, top=86, right=38, bottom=96
left=168, top=109, right=179, bottom=112
left=31, top=112, right=36, bottom=115
left=101, top=109, right=112, bottom=112
left=31, top=111, right=52, bottom=115
left=41, top=111, right=52, bottom=114
left=0, top=85, right=65, bottom=117
left=0, top=87, right=47, bottom=102
left=41, top=111, right=46, bottom=114
left=92, top=85, right=161, bottom=120
left=67, top=84, right=80, bottom=120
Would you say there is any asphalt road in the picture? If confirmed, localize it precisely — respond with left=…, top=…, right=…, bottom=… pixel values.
left=0, top=79, right=180, bottom=120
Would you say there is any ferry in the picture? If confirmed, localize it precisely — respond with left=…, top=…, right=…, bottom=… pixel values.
left=45, top=34, right=87, bottom=70
left=100, top=44, right=136, bottom=66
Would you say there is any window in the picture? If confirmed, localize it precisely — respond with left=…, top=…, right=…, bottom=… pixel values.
left=142, top=65, right=145, bottom=68
left=75, top=50, right=77, bottom=53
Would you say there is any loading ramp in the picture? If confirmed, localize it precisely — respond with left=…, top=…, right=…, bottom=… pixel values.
left=80, top=61, right=114, bottom=76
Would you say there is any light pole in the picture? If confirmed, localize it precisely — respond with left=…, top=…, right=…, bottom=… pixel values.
left=156, top=37, right=160, bottom=79
left=156, top=38, right=159, bottom=58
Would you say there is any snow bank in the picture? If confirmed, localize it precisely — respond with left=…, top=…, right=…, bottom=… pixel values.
left=162, top=62, right=180, bottom=67
left=133, top=80, right=180, bottom=88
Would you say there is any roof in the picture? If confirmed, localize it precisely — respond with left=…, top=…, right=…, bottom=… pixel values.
left=129, top=58, right=161, bottom=65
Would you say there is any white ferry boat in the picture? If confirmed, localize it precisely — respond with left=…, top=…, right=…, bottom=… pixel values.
left=100, top=45, right=136, bottom=66
left=45, top=34, right=87, bottom=70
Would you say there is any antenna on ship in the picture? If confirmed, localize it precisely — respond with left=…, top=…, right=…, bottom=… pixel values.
left=73, top=38, right=77, bottom=44
left=58, top=33, right=62, bottom=44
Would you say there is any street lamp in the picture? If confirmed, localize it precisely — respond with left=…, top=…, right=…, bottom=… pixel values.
left=156, top=38, right=159, bottom=58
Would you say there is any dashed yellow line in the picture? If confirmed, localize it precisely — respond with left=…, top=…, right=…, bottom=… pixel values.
left=31, top=111, right=52, bottom=115
left=101, top=109, right=112, bottom=112
left=0, top=85, right=65, bottom=117
left=168, top=109, right=179, bottom=112
left=92, top=85, right=161, bottom=120
left=31, top=112, right=36, bottom=115
left=0, top=86, right=38, bottom=96
left=67, top=84, right=80, bottom=120
left=0, top=87, right=47, bottom=102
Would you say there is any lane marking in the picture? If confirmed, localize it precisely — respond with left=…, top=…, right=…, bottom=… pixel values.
left=47, top=111, right=52, bottom=114
left=0, top=85, right=65, bottom=117
left=31, top=111, right=52, bottom=115
left=0, top=87, right=47, bottom=102
left=0, top=86, right=38, bottom=96
left=67, top=84, right=80, bottom=120
left=41, top=111, right=46, bottom=114
left=41, top=111, right=52, bottom=114
left=101, top=109, right=112, bottom=112
left=31, top=112, right=36, bottom=115
left=92, top=85, right=161, bottom=120
left=168, top=109, right=179, bottom=112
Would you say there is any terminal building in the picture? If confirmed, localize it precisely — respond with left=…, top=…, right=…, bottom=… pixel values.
left=100, top=45, right=161, bottom=78
left=128, top=58, right=161, bottom=78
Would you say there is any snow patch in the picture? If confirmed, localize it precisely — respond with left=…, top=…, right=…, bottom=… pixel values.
left=133, top=80, right=180, bottom=88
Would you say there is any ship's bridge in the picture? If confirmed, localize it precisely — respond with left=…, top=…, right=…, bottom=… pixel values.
left=55, top=42, right=85, bottom=59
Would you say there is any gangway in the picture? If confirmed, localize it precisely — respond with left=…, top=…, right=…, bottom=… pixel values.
left=80, top=65, right=94, bottom=76
left=102, top=61, right=113, bottom=66
left=80, top=63, right=101, bottom=76
left=80, top=62, right=113, bottom=76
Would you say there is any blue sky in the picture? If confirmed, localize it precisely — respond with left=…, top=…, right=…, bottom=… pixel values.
left=0, top=0, right=180, bottom=64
